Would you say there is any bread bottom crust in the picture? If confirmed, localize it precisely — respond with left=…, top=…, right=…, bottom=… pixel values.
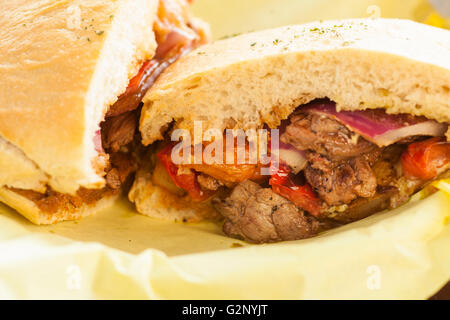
left=0, top=187, right=118, bottom=225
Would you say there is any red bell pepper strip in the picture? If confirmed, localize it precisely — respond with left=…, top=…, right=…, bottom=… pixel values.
left=269, top=163, right=322, bottom=216
left=401, top=137, right=450, bottom=181
left=157, top=143, right=214, bottom=201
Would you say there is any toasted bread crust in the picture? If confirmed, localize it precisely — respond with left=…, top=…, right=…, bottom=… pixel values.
left=0, top=187, right=118, bottom=225
left=140, top=19, right=450, bottom=145
left=0, top=0, right=158, bottom=194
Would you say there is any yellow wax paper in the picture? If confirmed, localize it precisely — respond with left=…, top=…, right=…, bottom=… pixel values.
left=0, top=186, right=449, bottom=299
left=0, top=0, right=449, bottom=300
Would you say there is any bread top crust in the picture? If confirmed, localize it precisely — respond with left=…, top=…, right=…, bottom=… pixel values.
left=140, top=18, right=450, bottom=145
left=0, top=0, right=158, bottom=193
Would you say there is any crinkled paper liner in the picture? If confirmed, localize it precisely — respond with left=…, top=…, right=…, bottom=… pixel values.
left=1, top=0, right=449, bottom=300
left=0, top=180, right=448, bottom=299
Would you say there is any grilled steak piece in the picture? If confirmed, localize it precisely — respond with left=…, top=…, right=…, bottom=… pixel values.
left=304, top=151, right=379, bottom=206
left=105, top=168, right=122, bottom=190
left=281, top=111, right=378, bottom=160
left=213, top=180, right=320, bottom=243
left=101, top=111, right=138, bottom=153
left=280, top=109, right=383, bottom=207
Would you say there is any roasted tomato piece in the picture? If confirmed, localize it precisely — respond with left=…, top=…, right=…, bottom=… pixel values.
left=181, top=137, right=265, bottom=184
left=269, top=164, right=322, bottom=216
left=184, top=163, right=261, bottom=184
left=157, top=143, right=214, bottom=201
left=401, top=137, right=450, bottom=180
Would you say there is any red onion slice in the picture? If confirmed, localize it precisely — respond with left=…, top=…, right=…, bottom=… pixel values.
left=94, top=130, right=103, bottom=153
left=304, top=101, right=448, bottom=147
left=278, top=141, right=308, bottom=174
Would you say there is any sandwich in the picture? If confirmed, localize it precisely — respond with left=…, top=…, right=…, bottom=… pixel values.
left=0, top=0, right=209, bottom=224
left=130, top=18, right=450, bottom=243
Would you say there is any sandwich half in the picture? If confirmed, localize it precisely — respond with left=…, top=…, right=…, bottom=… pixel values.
left=0, top=0, right=209, bottom=224
left=131, top=18, right=450, bottom=243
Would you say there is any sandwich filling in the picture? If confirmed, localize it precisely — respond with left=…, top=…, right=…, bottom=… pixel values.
left=10, top=0, right=208, bottom=215
left=153, top=99, right=450, bottom=243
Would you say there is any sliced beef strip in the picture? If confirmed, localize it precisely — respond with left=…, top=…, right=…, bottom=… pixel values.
left=105, top=169, right=122, bottom=190
left=213, top=180, right=320, bottom=243
left=101, top=111, right=138, bottom=153
left=304, top=151, right=379, bottom=206
left=105, top=150, right=139, bottom=189
left=110, top=152, right=138, bottom=181
left=281, top=111, right=378, bottom=160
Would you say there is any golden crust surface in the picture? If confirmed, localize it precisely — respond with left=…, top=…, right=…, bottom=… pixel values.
left=140, top=18, right=450, bottom=145
left=0, top=187, right=118, bottom=225
left=0, top=0, right=158, bottom=193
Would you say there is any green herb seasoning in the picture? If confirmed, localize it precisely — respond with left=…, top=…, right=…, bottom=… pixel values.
left=220, top=32, right=241, bottom=40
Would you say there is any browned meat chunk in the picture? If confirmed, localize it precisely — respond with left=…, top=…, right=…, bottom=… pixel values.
left=305, top=152, right=378, bottom=206
left=281, top=109, right=382, bottom=207
left=213, top=181, right=319, bottom=243
left=101, top=111, right=138, bottom=153
left=105, top=169, right=122, bottom=190
left=105, top=152, right=138, bottom=189
left=327, top=186, right=398, bottom=223
left=110, top=152, right=138, bottom=181
left=281, top=112, right=378, bottom=160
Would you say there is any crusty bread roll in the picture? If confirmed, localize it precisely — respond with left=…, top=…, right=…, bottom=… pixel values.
left=133, top=18, right=450, bottom=221
left=0, top=0, right=158, bottom=194
left=140, top=18, right=450, bottom=145
left=0, top=0, right=160, bottom=223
